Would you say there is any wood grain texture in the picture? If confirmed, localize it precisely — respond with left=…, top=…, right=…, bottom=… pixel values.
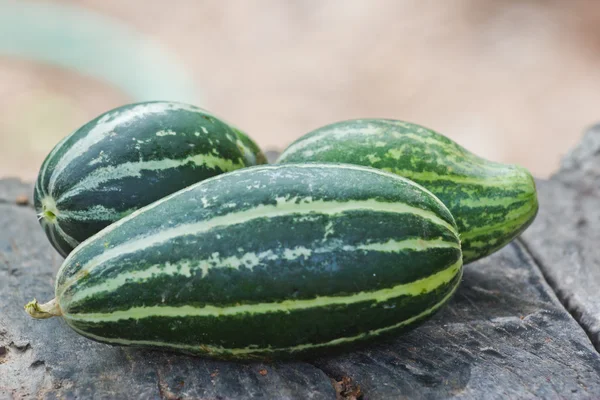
left=521, top=125, right=600, bottom=351
left=1, top=172, right=600, bottom=398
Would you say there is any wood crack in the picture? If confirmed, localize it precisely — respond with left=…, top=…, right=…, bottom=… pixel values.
left=305, top=362, right=363, bottom=400
left=517, top=237, right=600, bottom=354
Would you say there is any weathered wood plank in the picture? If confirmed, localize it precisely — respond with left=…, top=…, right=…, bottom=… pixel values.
left=1, top=175, right=600, bottom=399
left=521, top=125, right=600, bottom=351
left=521, top=179, right=600, bottom=349
left=554, top=124, right=600, bottom=194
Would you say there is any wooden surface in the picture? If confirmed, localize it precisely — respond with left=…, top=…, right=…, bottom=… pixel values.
left=521, top=124, right=600, bottom=350
left=2, top=141, right=600, bottom=399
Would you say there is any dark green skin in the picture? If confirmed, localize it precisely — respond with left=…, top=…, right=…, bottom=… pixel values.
left=54, top=164, right=462, bottom=360
left=34, top=101, right=266, bottom=257
left=277, top=119, right=539, bottom=263
left=73, top=275, right=461, bottom=361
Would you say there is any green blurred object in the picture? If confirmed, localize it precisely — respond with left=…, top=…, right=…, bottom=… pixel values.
left=0, top=0, right=199, bottom=103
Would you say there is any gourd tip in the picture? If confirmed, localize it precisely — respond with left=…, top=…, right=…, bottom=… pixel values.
left=25, top=298, right=62, bottom=319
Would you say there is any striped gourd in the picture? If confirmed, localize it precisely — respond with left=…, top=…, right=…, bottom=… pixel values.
left=25, top=163, right=462, bottom=360
left=34, top=101, right=266, bottom=257
left=277, top=120, right=538, bottom=263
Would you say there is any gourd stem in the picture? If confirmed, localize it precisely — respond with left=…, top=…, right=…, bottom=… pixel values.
left=24, top=298, right=62, bottom=319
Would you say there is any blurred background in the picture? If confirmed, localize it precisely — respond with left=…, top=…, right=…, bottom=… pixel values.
left=2, top=0, right=600, bottom=181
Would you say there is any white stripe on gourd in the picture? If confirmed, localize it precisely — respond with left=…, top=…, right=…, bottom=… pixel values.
left=65, top=275, right=460, bottom=357
left=279, top=123, right=506, bottom=171
left=66, top=237, right=460, bottom=304
left=459, top=203, right=538, bottom=241
left=455, top=194, right=532, bottom=209
left=60, top=163, right=456, bottom=265
left=278, top=122, right=442, bottom=157
left=66, top=260, right=461, bottom=322
left=37, top=134, right=70, bottom=198
left=40, top=216, right=79, bottom=256
left=57, top=153, right=243, bottom=202
left=58, top=196, right=458, bottom=299
left=58, top=205, right=134, bottom=222
left=52, top=221, right=80, bottom=249
left=48, top=102, right=208, bottom=195
left=43, top=222, right=67, bottom=257
left=380, top=168, right=528, bottom=187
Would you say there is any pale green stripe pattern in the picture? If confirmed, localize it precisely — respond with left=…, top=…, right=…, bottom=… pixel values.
left=65, top=244, right=461, bottom=311
left=61, top=162, right=455, bottom=257
left=48, top=103, right=206, bottom=194
left=57, top=152, right=243, bottom=202
left=58, top=196, right=458, bottom=299
left=66, top=271, right=461, bottom=357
